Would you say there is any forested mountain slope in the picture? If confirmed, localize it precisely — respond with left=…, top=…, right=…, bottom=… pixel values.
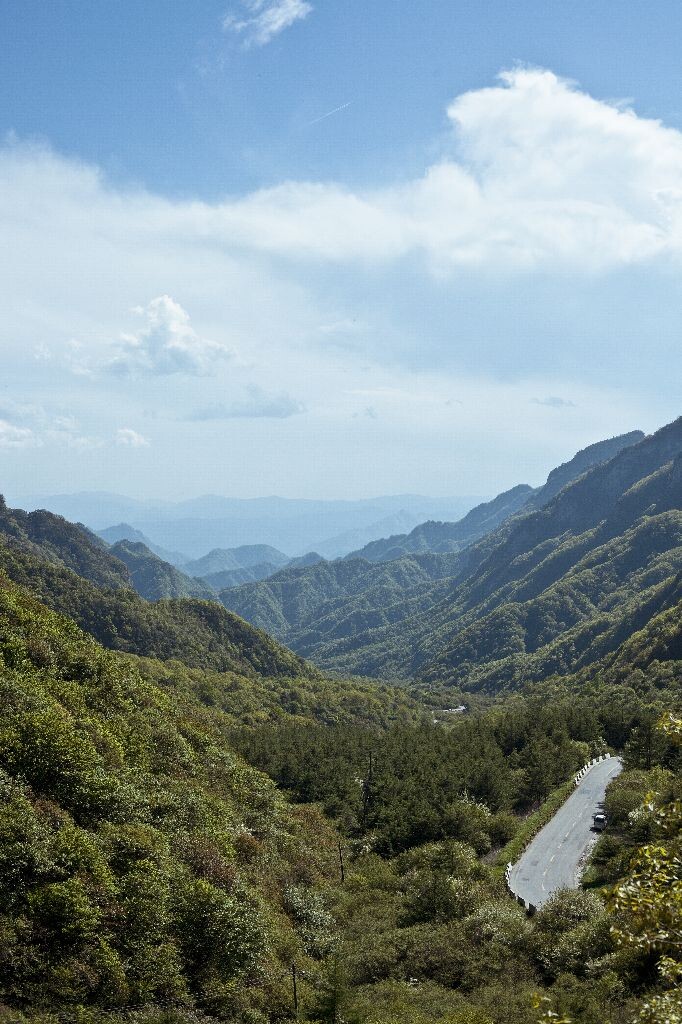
left=1, top=469, right=679, bottom=1023
left=221, top=430, right=648, bottom=642
left=0, top=495, right=131, bottom=590
left=345, top=484, right=536, bottom=563
left=2, top=564, right=679, bottom=1023
left=0, top=497, right=220, bottom=603
left=319, top=420, right=682, bottom=683
left=522, top=428, right=644, bottom=511
left=222, top=420, right=682, bottom=689
left=201, top=563, right=288, bottom=590
left=344, top=429, right=643, bottom=564
left=220, top=550, right=466, bottom=640
left=0, top=570, right=345, bottom=1019
left=110, top=539, right=216, bottom=600
left=0, top=540, right=313, bottom=678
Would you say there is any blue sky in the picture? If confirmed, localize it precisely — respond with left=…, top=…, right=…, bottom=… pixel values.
left=0, top=1, right=680, bottom=500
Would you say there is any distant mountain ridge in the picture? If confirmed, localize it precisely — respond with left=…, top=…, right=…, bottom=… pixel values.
left=219, top=422, right=681, bottom=690
left=0, top=498, right=217, bottom=604
left=317, top=420, right=682, bottom=685
left=345, top=484, right=536, bottom=563
left=523, top=429, right=645, bottom=510
left=315, top=509, right=423, bottom=559
left=183, top=544, right=290, bottom=577
left=96, top=522, right=189, bottom=566
left=20, top=492, right=485, bottom=558
left=345, top=431, right=645, bottom=564
left=109, top=540, right=216, bottom=601
left=221, top=428, right=649, bottom=639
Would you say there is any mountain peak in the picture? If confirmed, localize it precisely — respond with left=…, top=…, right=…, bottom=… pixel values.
left=527, top=429, right=645, bottom=510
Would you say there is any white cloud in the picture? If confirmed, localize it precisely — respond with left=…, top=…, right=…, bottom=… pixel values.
left=0, top=419, right=39, bottom=449
left=188, top=384, right=305, bottom=420
left=223, top=0, right=312, bottom=47
left=0, top=68, right=679, bottom=497
left=198, top=67, right=682, bottom=270
left=5, top=67, right=682, bottom=315
left=0, top=406, right=100, bottom=450
left=115, top=428, right=150, bottom=448
left=106, top=296, right=234, bottom=377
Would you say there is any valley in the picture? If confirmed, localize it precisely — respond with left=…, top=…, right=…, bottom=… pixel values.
left=4, top=11, right=682, bottom=1022
left=0, top=419, right=679, bottom=1024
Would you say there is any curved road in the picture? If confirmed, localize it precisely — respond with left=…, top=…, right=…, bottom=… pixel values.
left=508, top=756, right=622, bottom=909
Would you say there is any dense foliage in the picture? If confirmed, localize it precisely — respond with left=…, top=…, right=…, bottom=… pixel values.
left=232, top=684, right=678, bottom=856
left=0, top=498, right=218, bottom=604
left=0, top=421, right=679, bottom=1023
left=230, top=695, right=681, bottom=1023
left=0, top=572, right=344, bottom=1022
left=132, top=655, right=423, bottom=730
left=0, top=497, right=130, bottom=592
left=108, top=541, right=216, bottom=601
left=1, top=563, right=677, bottom=1023
left=0, top=543, right=314, bottom=678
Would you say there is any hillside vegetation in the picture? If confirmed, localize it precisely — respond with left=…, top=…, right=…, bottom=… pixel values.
left=0, top=571, right=346, bottom=1021
left=109, top=540, right=216, bottom=601
left=221, top=421, right=682, bottom=691
left=0, top=541, right=311, bottom=679
left=1, top=563, right=679, bottom=1023
left=230, top=690, right=681, bottom=1023
left=0, top=498, right=217, bottom=603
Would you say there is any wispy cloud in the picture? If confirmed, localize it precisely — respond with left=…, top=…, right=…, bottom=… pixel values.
left=188, top=384, right=305, bottom=420
left=0, top=419, right=39, bottom=449
left=105, top=296, right=234, bottom=378
left=0, top=400, right=43, bottom=426
left=115, top=428, right=150, bottom=448
left=532, top=396, right=577, bottom=409
left=46, top=416, right=104, bottom=450
left=175, top=67, right=682, bottom=271
left=223, top=0, right=312, bottom=47
left=0, top=405, right=101, bottom=450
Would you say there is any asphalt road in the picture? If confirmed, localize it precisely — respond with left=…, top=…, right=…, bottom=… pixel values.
left=508, top=756, right=623, bottom=909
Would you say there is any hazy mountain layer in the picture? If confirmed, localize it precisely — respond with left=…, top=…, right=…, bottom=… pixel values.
left=183, top=544, right=290, bottom=577
left=345, top=484, right=536, bottom=563
left=315, top=508, right=422, bottom=558
left=22, top=492, right=484, bottom=558
left=97, top=521, right=189, bottom=565
left=221, top=420, right=682, bottom=690
left=110, top=539, right=217, bottom=601
left=345, top=430, right=644, bottom=564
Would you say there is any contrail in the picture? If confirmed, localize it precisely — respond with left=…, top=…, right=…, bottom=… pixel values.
left=307, top=101, right=352, bottom=126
